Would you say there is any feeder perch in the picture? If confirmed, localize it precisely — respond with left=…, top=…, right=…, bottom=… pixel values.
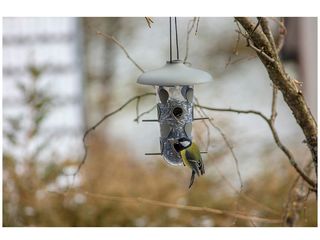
left=137, top=60, right=213, bottom=165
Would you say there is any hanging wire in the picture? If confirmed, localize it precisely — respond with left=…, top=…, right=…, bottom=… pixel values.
left=169, top=17, right=180, bottom=62
left=174, top=17, right=179, bottom=60
left=169, top=17, right=172, bottom=63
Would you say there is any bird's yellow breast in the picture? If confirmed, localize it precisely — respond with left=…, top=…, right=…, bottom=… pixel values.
left=180, top=142, right=201, bottom=166
left=180, top=149, right=189, bottom=166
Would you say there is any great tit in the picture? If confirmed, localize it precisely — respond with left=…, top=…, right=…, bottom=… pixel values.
left=173, top=137, right=205, bottom=188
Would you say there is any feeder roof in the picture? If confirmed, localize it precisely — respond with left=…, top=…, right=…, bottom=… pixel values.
left=137, top=61, right=213, bottom=86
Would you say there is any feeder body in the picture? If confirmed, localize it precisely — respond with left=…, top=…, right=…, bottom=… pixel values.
left=156, top=85, right=194, bottom=165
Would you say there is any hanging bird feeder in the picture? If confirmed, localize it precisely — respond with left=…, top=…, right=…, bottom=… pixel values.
left=137, top=17, right=213, bottom=165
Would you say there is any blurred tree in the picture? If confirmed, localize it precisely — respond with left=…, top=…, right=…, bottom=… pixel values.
left=82, top=17, right=121, bottom=127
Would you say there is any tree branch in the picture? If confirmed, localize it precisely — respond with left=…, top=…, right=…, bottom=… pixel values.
left=235, top=17, right=317, bottom=178
left=194, top=100, right=244, bottom=191
left=134, top=104, right=157, bottom=123
left=72, top=93, right=155, bottom=184
left=196, top=104, right=316, bottom=188
left=144, top=17, right=154, bottom=28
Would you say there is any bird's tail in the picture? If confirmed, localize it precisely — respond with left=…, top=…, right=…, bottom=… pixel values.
left=188, top=170, right=196, bottom=189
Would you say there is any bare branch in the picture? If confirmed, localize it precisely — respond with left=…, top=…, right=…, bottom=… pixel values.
left=246, top=39, right=275, bottom=63
left=250, top=17, right=262, bottom=36
left=145, top=17, right=154, bottom=28
left=50, top=190, right=282, bottom=224
left=225, top=21, right=241, bottom=69
left=71, top=93, right=155, bottom=184
left=196, top=103, right=316, bottom=188
left=194, top=106, right=211, bottom=151
left=196, top=104, right=269, bottom=122
left=134, top=104, right=157, bottom=123
left=195, top=17, right=200, bottom=35
left=96, top=31, right=145, bottom=73
left=235, top=17, right=317, bottom=178
left=270, top=85, right=278, bottom=123
left=194, top=99, right=244, bottom=191
left=195, top=100, right=244, bottom=225
left=135, top=95, right=141, bottom=121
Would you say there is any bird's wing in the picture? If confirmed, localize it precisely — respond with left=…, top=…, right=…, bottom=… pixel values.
left=185, top=143, right=205, bottom=175
left=192, top=143, right=205, bottom=174
left=185, top=151, right=201, bottom=176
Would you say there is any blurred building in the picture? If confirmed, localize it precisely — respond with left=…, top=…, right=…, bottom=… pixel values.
left=3, top=18, right=85, bottom=160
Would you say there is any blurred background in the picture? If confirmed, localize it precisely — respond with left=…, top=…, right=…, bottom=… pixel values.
left=2, top=17, right=317, bottom=227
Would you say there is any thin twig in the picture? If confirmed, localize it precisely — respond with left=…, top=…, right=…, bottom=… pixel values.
left=276, top=17, right=286, bottom=52
left=195, top=105, right=270, bottom=122
left=270, top=85, right=278, bottom=123
left=225, top=23, right=241, bottom=69
left=195, top=17, right=200, bottom=35
left=49, top=190, right=282, bottom=224
left=96, top=31, right=145, bottom=73
left=194, top=96, right=211, bottom=151
left=194, top=99, right=244, bottom=193
left=134, top=104, right=157, bottom=122
left=269, top=17, right=287, bottom=52
left=145, top=17, right=154, bottom=28
left=136, top=95, right=141, bottom=122
left=228, top=54, right=257, bottom=66
left=250, top=17, right=262, bottom=36
left=194, top=103, right=244, bottom=226
left=246, top=39, right=275, bottom=63
left=266, top=120, right=315, bottom=188
left=194, top=107, right=211, bottom=151
left=71, top=93, right=156, bottom=184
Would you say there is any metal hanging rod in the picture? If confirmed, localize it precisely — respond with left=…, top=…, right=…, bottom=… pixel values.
left=174, top=17, right=179, bottom=60
left=169, top=17, right=172, bottom=63
left=145, top=151, right=208, bottom=156
left=169, top=17, right=180, bottom=62
left=142, top=117, right=210, bottom=122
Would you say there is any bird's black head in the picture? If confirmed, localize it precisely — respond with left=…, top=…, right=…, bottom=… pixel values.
left=173, top=137, right=192, bottom=152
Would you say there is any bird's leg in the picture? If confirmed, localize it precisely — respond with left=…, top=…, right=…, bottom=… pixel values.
left=188, top=170, right=196, bottom=189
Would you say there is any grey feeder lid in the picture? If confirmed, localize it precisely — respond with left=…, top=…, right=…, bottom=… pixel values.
left=137, top=60, right=213, bottom=86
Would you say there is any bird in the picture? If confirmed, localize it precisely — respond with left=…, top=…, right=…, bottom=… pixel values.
left=173, top=137, right=205, bottom=188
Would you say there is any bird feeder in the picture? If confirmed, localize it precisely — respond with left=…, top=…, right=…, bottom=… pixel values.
left=137, top=60, right=213, bottom=165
